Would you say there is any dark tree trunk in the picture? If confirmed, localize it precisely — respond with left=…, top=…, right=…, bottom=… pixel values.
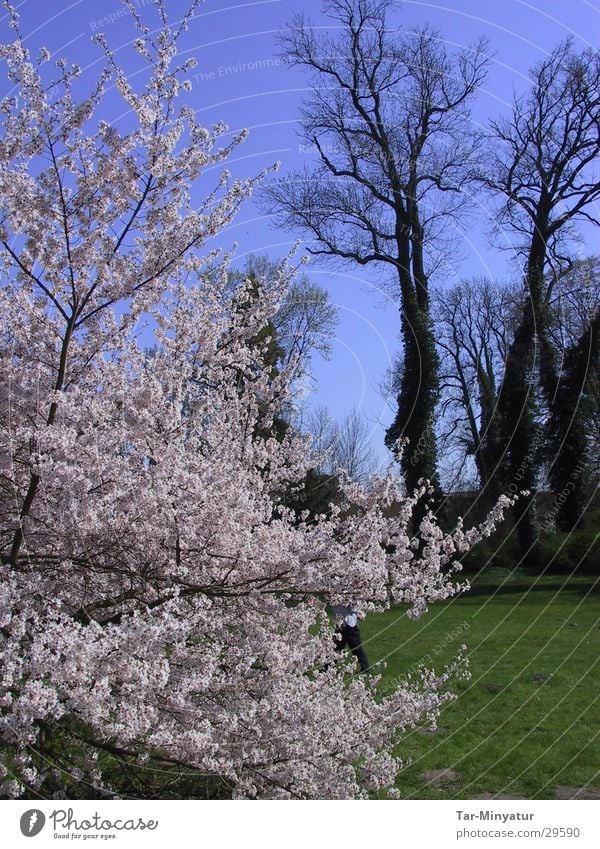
left=547, top=313, right=599, bottom=532
left=385, top=300, right=440, bottom=501
left=498, top=310, right=540, bottom=554
left=490, top=236, right=548, bottom=556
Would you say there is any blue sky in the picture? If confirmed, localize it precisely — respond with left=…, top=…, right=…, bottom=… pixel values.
left=2, top=0, right=599, bottom=468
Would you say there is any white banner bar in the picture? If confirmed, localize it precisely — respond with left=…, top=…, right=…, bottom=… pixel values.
left=1, top=799, right=598, bottom=847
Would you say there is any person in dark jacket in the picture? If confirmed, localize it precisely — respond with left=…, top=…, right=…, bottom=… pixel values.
left=330, top=604, right=370, bottom=672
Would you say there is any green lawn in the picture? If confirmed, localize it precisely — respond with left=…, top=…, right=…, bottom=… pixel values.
left=361, top=570, right=600, bottom=799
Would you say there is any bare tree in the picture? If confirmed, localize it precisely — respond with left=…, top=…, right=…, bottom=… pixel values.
left=304, top=405, right=378, bottom=485
left=429, top=263, right=599, bottom=500
left=260, top=0, right=489, bottom=497
left=480, top=40, right=600, bottom=552
left=547, top=257, right=600, bottom=354
left=332, top=409, right=379, bottom=483
left=303, top=405, right=339, bottom=471
left=273, top=276, right=338, bottom=375
left=432, top=279, right=517, bottom=490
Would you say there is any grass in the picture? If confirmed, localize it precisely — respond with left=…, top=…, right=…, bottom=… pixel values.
left=360, top=569, right=600, bottom=799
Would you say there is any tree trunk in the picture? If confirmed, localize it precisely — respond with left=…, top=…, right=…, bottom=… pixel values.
left=491, top=238, right=548, bottom=557
left=548, top=313, right=599, bottom=532
left=493, top=300, right=540, bottom=555
left=386, top=301, right=440, bottom=498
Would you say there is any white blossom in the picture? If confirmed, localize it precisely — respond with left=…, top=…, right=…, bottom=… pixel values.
left=0, top=0, right=510, bottom=800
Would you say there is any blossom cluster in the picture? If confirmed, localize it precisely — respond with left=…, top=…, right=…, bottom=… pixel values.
left=0, top=1, right=509, bottom=799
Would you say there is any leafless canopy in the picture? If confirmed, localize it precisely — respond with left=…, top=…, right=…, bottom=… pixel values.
left=304, top=405, right=379, bottom=485
left=433, top=279, right=518, bottom=488
left=262, top=0, right=490, bottom=295
left=482, top=39, right=600, bottom=274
